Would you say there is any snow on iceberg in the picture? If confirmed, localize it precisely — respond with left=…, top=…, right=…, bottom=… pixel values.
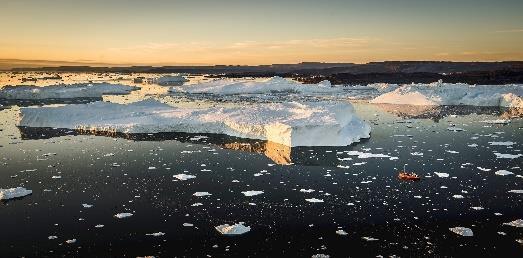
left=0, top=83, right=138, bottom=100
left=18, top=99, right=371, bottom=147
left=371, top=81, right=523, bottom=108
left=0, top=187, right=32, bottom=200
left=215, top=222, right=251, bottom=235
left=169, top=76, right=338, bottom=95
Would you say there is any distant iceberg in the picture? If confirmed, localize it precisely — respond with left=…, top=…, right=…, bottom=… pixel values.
left=371, top=81, right=523, bottom=108
left=0, top=187, right=32, bottom=200
left=153, top=75, right=188, bottom=86
left=17, top=99, right=371, bottom=147
left=0, top=83, right=138, bottom=100
left=169, top=76, right=338, bottom=95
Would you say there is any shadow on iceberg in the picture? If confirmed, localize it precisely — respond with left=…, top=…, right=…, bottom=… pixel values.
left=373, top=103, right=522, bottom=122
left=17, top=127, right=367, bottom=166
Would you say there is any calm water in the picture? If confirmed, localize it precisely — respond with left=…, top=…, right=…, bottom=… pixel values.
left=1, top=73, right=522, bottom=257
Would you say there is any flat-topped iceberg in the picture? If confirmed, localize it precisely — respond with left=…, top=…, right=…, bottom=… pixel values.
left=17, top=99, right=370, bottom=147
left=0, top=83, right=138, bottom=100
left=152, top=75, right=188, bottom=86
left=169, top=76, right=337, bottom=95
left=371, top=81, right=523, bottom=108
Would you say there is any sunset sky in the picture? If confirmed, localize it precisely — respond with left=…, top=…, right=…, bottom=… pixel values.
left=1, top=0, right=522, bottom=65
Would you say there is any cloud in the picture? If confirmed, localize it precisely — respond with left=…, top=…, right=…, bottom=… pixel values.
left=495, top=29, right=523, bottom=33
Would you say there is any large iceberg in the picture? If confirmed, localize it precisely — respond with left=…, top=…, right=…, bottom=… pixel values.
left=0, top=83, right=138, bottom=100
left=0, top=187, right=32, bottom=200
left=17, top=99, right=370, bottom=147
left=371, top=81, right=523, bottom=108
left=169, top=76, right=338, bottom=95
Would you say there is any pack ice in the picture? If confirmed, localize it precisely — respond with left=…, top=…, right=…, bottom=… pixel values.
left=169, top=76, right=338, bottom=95
left=18, top=99, right=371, bottom=147
left=371, top=81, right=523, bottom=108
left=0, top=83, right=138, bottom=99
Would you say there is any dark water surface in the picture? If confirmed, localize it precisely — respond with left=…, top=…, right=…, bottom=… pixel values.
left=1, top=102, right=522, bottom=257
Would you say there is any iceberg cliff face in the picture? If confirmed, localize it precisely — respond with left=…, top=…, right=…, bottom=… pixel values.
left=0, top=83, right=138, bottom=100
left=371, top=81, right=523, bottom=108
left=169, top=76, right=337, bottom=95
left=17, top=100, right=371, bottom=147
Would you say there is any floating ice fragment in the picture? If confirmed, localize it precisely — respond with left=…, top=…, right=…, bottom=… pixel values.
left=495, top=170, right=514, bottom=176
left=183, top=223, right=194, bottom=227
left=215, top=222, right=251, bottom=235
left=95, top=224, right=104, bottom=228
left=489, top=141, right=516, bottom=146
left=335, top=230, right=348, bottom=236
left=362, top=236, right=379, bottom=241
left=0, top=187, right=32, bottom=200
left=503, top=219, right=523, bottom=227
left=193, top=192, right=212, bottom=197
left=241, top=190, right=264, bottom=197
left=173, top=174, right=196, bottom=181
left=471, top=206, right=484, bottom=210
left=508, top=190, right=523, bottom=194
left=82, top=203, right=93, bottom=208
left=114, top=213, right=133, bottom=219
left=494, top=153, right=522, bottom=159
left=300, top=189, right=315, bottom=193
left=434, top=172, right=449, bottom=178
left=146, top=232, right=165, bottom=237
left=305, top=198, right=324, bottom=203
left=449, top=227, right=473, bottom=236
left=452, top=195, right=465, bottom=199
left=65, top=239, right=77, bottom=244
left=48, top=236, right=58, bottom=240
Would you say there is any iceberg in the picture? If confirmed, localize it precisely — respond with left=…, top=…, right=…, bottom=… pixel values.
left=17, top=99, right=371, bottom=147
left=169, top=76, right=338, bottom=95
left=153, top=75, right=188, bottom=86
left=0, top=187, right=32, bottom=200
left=371, top=81, right=523, bottom=108
left=0, top=83, right=138, bottom=100
left=449, top=227, right=473, bottom=236
left=215, top=222, right=251, bottom=235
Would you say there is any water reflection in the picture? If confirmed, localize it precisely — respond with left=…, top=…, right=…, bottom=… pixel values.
left=374, top=103, right=522, bottom=121
left=0, top=98, right=102, bottom=110
left=18, top=127, right=348, bottom=166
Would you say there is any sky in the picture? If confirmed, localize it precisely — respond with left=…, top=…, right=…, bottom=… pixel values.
left=1, top=0, right=522, bottom=65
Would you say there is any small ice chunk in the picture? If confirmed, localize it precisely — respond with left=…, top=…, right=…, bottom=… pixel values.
left=183, top=223, right=194, bottom=227
left=362, top=236, right=379, bottom=241
left=0, top=187, right=32, bottom=200
left=489, top=141, right=515, bottom=146
left=503, top=219, right=523, bottom=228
left=241, top=190, right=264, bottom=197
left=336, top=230, right=348, bottom=236
left=449, top=227, right=473, bottom=236
left=173, top=174, right=196, bottom=181
left=495, top=170, right=514, bottom=176
left=508, top=190, right=523, bottom=194
left=305, top=198, right=324, bottom=203
left=452, top=195, right=465, bottom=199
left=434, top=172, right=449, bottom=178
left=215, top=222, right=251, bottom=235
left=146, top=232, right=165, bottom=237
left=300, top=189, right=315, bottom=193
left=193, top=192, right=211, bottom=197
left=48, top=236, right=58, bottom=240
left=65, top=239, right=77, bottom=244
left=114, top=212, right=133, bottom=219
left=82, top=203, right=93, bottom=208
left=95, top=224, right=104, bottom=228
left=494, top=153, right=522, bottom=159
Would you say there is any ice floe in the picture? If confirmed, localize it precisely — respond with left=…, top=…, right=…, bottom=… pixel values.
left=215, top=222, right=251, bottom=235
left=0, top=187, right=32, bottom=200
left=305, top=198, right=324, bottom=203
left=169, top=76, right=337, bottom=95
left=434, top=172, right=449, bottom=178
left=494, top=170, right=514, bottom=176
left=114, top=213, right=133, bottom=219
left=371, top=81, right=523, bottom=108
left=173, top=174, right=196, bottom=181
left=449, top=227, right=474, bottom=236
left=146, top=232, right=166, bottom=237
left=153, top=75, right=188, bottom=86
left=503, top=219, right=523, bottom=228
left=346, top=151, right=397, bottom=160
left=241, top=190, right=264, bottom=197
left=18, top=99, right=371, bottom=147
left=0, top=83, right=138, bottom=99
left=508, top=190, right=523, bottom=194
left=193, top=192, right=212, bottom=197
left=494, top=153, right=522, bottom=159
